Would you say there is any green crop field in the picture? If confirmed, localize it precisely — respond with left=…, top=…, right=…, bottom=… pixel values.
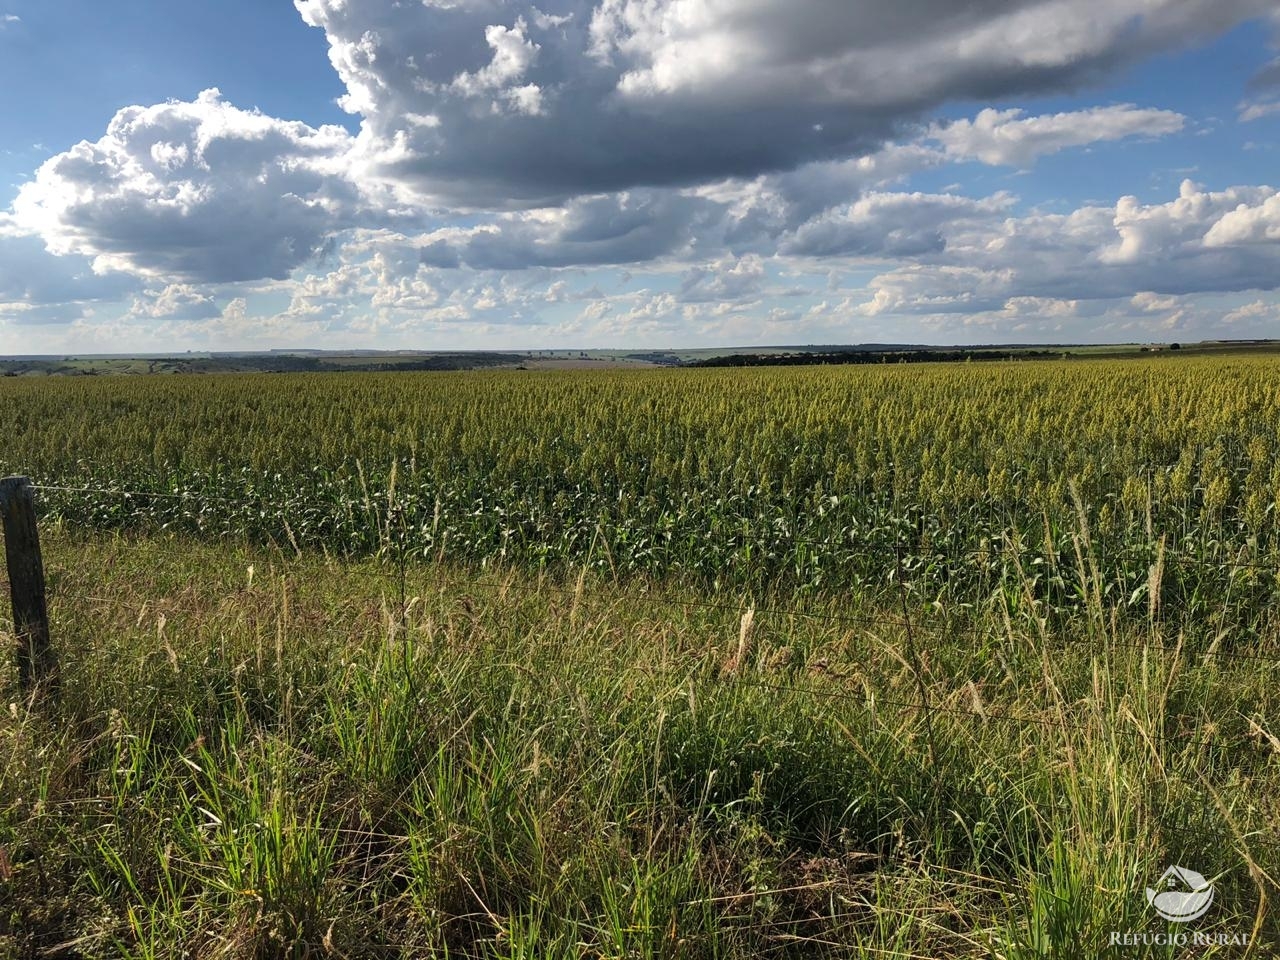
left=5, top=356, right=1280, bottom=623
left=1, top=357, right=1277, bottom=957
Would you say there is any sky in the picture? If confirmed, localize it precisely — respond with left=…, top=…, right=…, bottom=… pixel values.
left=1, top=1, right=1279, bottom=353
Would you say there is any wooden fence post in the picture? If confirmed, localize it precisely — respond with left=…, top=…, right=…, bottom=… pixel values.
left=0, top=477, right=56, bottom=695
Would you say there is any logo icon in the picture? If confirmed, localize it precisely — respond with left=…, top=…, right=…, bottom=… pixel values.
left=1146, top=865, right=1214, bottom=922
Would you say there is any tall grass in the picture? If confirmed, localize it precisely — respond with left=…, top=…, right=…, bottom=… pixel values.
left=1, top=529, right=1274, bottom=957
left=2, top=359, right=1277, bottom=955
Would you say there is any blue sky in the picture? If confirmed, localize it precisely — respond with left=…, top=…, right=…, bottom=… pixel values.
left=1, top=0, right=1278, bottom=352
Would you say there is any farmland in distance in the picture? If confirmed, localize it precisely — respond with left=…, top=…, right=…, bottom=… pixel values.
left=1, top=356, right=1277, bottom=957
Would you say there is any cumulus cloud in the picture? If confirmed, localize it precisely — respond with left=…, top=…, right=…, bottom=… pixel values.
left=1203, top=191, right=1280, bottom=245
left=447, top=18, right=545, bottom=115
left=586, top=0, right=1266, bottom=107
left=295, top=0, right=1271, bottom=203
left=183, top=174, right=1280, bottom=339
left=400, top=190, right=717, bottom=270
left=930, top=105, right=1185, bottom=167
left=781, top=191, right=1014, bottom=258
left=855, top=265, right=1019, bottom=317
left=1238, top=99, right=1280, bottom=122
left=1223, top=299, right=1280, bottom=324
left=5, top=0, right=1279, bottom=340
left=1102, top=180, right=1276, bottom=264
left=854, top=180, right=1280, bottom=317
left=1131, top=291, right=1180, bottom=312
left=307, top=181, right=1008, bottom=277
left=0, top=234, right=138, bottom=313
left=678, top=254, right=766, bottom=302
left=9, top=89, right=360, bottom=283
left=700, top=142, right=949, bottom=238
left=128, top=284, right=221, bottom=321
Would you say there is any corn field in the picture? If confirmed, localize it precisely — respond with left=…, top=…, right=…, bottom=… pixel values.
left=6, top=356, right=1280, bottom=621
left=4, top=357, right=1280, bottom=957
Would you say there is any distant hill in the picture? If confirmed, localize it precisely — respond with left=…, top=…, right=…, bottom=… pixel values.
left=1, top=339, right=1275, bottom=376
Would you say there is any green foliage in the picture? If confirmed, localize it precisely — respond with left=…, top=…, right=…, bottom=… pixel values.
left=1, top=359, right=1278, bottom=956
left=3, top=358, right=1279, bottom=626
left=0, top=534, right=1274, bottom=957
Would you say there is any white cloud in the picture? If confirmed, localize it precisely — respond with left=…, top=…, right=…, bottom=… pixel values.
left=1000, top=296, right=1080, bottom=318
left=447, top=18, right=546, bottom=115
left=678, top=254, right=766, bottom=302
left=1222, top=299, right=1280, bottom=324
left=781, top=191, right=1014, bottom=258
left=854, top=180, right=1280, bottom=318
left=930, top=105, right=1185, bottom=167
left=589, top=0, right=1268, bottom=107
left=9, top=89, right=361, bottom=283
left=128, top=283, right=221, bottom=321
left=1239, top=99, right=1280, bottom=122
left=1203, top=191, right=1280, bottom=245
left=296, top=0, right=1271, bottom=204
left=4, top=0, right=1279, bottom=344
left=1132, top=291, right=1180, bottom=312
left=1099, top=180, right=1273, bottom=264
left=0, top=234, right=138, bottom=310
left=855, top=265, right=1018, bottom=317
left=405, top=190, right=714, bottom=270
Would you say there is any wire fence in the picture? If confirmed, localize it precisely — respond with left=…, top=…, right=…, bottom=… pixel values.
left=53, top=574, right=1255, bottom=754
left=20, top=478, right=1280, bottom=857
left=45, top=520, right=1280, bottom=668
left=30, top=481, right=1280, bottom=573
left=29, top=478, right=1280, bottom=661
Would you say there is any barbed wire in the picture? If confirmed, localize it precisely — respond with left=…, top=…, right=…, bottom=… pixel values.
left=55, top=584, right=1280, bottom=857
left=33, top=541, right=1280, bottom=867
left=722, top=676, right=1238, bottom=753
left=375, top=561, right=1280, bottom=666
left=1160, top=820, right=1280, bottom=854
left=25, top=477, right=1280, bottom=762
left=44, top=536, right=1280, bottom=667
left=15, top=476, right=1280, bottom=953
left=45, top=579, right=1280, bottom=756
left=28, top=481, right=1280, bottom=577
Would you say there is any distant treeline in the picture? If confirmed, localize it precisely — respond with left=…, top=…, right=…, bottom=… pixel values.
left=0, top=353, right=528, bottom=377
left=687, top=348, right=1066, bottom=368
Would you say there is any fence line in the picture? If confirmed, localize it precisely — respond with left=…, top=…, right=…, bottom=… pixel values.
left=37, top=583, right=1269, bottom=757
left=28, top=482, right=1280, bottom=576
left=45, top=537, right=1280, bottom=668
left=317, top=558, right=1280, bottom=665
left=21, top=477, right=1280, bottom=730
left=21, top=489, right=1280, bottom=862
left=38, top=513, right=1280, bottom=668
left=704, top=676, right=1230, bottom=754
left=45, top=581, right=1280, bottom=853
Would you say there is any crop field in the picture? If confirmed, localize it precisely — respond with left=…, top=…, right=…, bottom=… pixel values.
left=6, top=357, right=1280, bottom=612
left=1, top=356, right=1279, bottom=957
